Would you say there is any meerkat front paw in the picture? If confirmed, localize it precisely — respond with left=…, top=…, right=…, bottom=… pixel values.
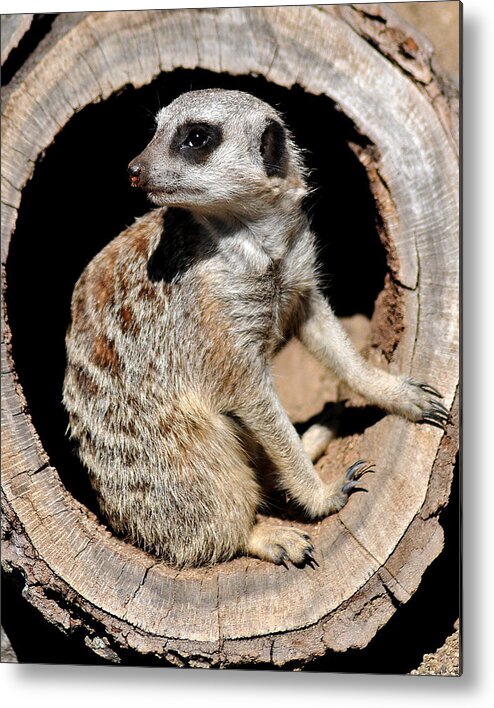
left=319, top=459, right=375, bottom=516
left=399, top=378, right=449, bottom=428
left=247, top=524, right=316, bottom=567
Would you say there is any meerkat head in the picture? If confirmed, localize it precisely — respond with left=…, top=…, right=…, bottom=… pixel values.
left=128, top=89, right=307, bottom=218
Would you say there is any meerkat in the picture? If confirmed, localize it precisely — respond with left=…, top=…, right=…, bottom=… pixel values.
left=63, top=89, right=447, bottom=568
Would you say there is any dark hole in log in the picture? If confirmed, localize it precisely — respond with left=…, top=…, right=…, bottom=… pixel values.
left=5, top=68, right=387, bottom=510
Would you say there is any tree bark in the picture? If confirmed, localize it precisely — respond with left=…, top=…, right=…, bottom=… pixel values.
left=1, top=5, right=459, bottom=667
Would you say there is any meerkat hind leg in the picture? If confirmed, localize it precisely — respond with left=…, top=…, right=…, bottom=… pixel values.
left=245, top=461, right=373, bottom=566
left=301, top=423, right=336, bottom=462
left=300, top=402, right=343, bottom=462
left=246, top=523, right=315, bottom=566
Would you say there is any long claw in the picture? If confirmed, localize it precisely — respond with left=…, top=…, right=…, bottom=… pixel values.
left=344, top=459, right=367, bottom=481
left=304, top=548, right=317, bottom=562
left=429, top=408, right=447, bottom=420
left=342, top=480, right=368, bottom=495
left=423, top=411, right=446, bottom=424
left=305, top=558, right=319, bottom=570
left=421, top=415, right=446, bottom=430
left=426, top=422, right=446, bottom=431
left=277, top=550, right=289, bottom=568
left=416, top=382, right=443, bottom=398
left=429, top=400, right=449, bottom=416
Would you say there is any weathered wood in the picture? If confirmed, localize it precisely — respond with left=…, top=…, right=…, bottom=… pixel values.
left=1, top=13, right=33, bottom=65
left=1, top=5, right=459, bottom=667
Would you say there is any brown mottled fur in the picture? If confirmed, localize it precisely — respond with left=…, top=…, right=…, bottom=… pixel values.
left=64, top=90, right=446, bottom=567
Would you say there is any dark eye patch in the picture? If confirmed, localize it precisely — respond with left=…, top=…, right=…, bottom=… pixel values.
left=170, top=122, right=223, bottom=164
left=260, top=119, right=288, bottom=178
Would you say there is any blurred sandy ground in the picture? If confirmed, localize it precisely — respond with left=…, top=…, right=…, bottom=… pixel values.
left=390, top=1, right=460, bottom=81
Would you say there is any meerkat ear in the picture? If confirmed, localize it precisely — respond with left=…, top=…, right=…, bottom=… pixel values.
left=260, top=119, right=288, bottom=178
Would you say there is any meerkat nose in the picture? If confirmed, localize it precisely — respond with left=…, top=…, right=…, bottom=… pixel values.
left=128, top=161, right=142, bottom=188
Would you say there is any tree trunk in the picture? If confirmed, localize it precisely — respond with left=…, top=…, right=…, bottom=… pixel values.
left=1, top=5, right=459, bottom=668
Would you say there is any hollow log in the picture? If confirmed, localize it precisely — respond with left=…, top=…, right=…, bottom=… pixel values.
left=1, top=5, right=459, bottom=668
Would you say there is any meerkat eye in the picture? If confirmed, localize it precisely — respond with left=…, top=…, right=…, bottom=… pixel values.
left=171, top=122, right=223, bottom=163
left=182, top=127, right=211, bottom=149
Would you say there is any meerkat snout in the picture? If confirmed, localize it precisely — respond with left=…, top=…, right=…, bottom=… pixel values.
left=128, top=162, right=142, bottom=188
left=127, top=88, right=306, bottom=216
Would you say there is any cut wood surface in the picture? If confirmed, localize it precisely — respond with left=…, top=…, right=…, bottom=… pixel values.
left=1, top=5, right=459, bottom=667
left=0, top=13, right=33, bottom=65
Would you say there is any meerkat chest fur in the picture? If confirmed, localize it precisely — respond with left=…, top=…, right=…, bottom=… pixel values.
left=194, top=210, right=316, bottom=357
